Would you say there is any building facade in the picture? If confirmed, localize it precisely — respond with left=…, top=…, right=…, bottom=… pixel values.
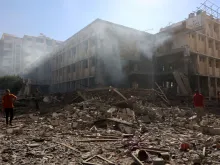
left=155, top=10, right=220, bottom=99
left=0, top=33, right=61, bottom=76
left=27, top=19, right=154, bottom=93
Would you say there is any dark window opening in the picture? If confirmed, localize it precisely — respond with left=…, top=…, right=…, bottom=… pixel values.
left=209, top=60, right=212, bottom=67
left=83, top=60, right=88, bottom=68
left=216, top=61, right=219, bottom=68
left=68, top=50, right=71, bottom=58
left=72, top=47, right=76, bottom=57
left=169, top=64, right=173, bottom=70
left=82, top=40, right=88, bottom=51
left=72, top=64, right=75, bottom=72
left=211, top=79, right=215, bottom=87
left=208, top=40, right=213, bottom=48
left=90, top=56, right=96, bottom=66
left=46, top=39, right=53, bottom=46
left=67, top=65, right=70, bottom=73
left=26, top=38, right=32, bottom=41
left=89, top=36, right=97, bottom=47
left=36, top=38, right=44, bottom=43
left=72, top=81, right=76, bottom=90
left=217, top=79, right=220, bottom=87
left=89, top=77, right=95, bottom=87
left=4, top=43, right=12, bottom=49
left=81, top=79, right=88, bottom=87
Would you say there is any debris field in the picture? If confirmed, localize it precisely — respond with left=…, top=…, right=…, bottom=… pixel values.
left=0, top=88, right=220, bottom=165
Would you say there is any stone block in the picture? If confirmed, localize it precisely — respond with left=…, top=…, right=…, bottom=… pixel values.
left=153, top=158, right=165, bottom=165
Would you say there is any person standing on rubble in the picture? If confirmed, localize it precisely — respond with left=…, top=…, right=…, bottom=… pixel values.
left=33, top=88, right=41, bottom=110
left=2, top=89, right=17, bottom=126
left=193, top=90, right=205, bottom=125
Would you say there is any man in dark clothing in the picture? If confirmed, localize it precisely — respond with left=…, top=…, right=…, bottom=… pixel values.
left=2, top=89, right=17, bottom=125
left=193, top=90, right=204, bottom=125
left=33, top=89, right=41, bottom=110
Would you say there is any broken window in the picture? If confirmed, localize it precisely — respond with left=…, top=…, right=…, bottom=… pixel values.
left=90, top=56, right=96, bottom=66
left=89, top=77, right=95, bottom=87
left=208, top=40, right=213, bottom=48
left=72, top=47, right=76, bottom=57
left=46, top=39, right=53, bottom=46
left=216, top=61, right=219, bottom=68
left=67, top=65, right=70, bottom=73
left=71, top=64, right=76, bottom=72
left=209, top=60, right=212, bottom=67
left=199, top=56, right=204, bottom=62
left=169, top=64, right=173, bottom=70
left=214, top=24, right=219, bottom=32
left=211, top=79, right=215, bottom=87
left=4, top=43, right=12, bottom=49
left=217, top=79, right=220, bottom=87
left=82, top=40, right=88, bottom=51
left=36, top=38, right=44, bottom=43
left=67, top=82, right=71, bottom=89
left=201, top=36, right=205, bottom=42
left=72, top=81, right=76, bottom=90
left=26, top=37, right=32, bottom=41
left=170, top=82, right=174, bottom=88
left=81, top=79, right=88, bottom=87
left=83, top=59, right=88, bottom=68
left=89, top=36, right=97, bottom=47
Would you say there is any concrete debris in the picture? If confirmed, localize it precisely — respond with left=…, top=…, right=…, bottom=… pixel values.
left=0, top=88, right=220, bottom=164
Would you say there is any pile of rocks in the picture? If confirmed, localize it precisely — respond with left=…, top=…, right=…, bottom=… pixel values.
left=0, top=88, right=219, bottom=164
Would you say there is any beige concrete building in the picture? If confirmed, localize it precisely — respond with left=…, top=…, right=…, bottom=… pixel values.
left=0, top=33, right=23, bottom=75
left=26, top=19, right=154, bottom=93
left=0, top=33, right=62, bottom=76
left=155, top=10, right=220, bottom=99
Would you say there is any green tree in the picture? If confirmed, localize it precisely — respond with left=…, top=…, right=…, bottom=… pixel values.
left=0, top=76, right=23, bottom=94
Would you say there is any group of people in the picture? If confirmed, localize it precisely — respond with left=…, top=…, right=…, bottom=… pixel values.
left=0, top=88, right=205, bottom=126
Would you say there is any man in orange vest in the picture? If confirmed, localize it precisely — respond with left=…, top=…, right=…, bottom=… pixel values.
left=2, top=89, right=17, bottom=126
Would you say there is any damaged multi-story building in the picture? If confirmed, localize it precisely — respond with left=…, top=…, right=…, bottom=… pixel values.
left=26, top=1, right=220, bottom=98
left=27, top=19, right=154, bottom=93
left=0, top=33, right=62, bottom=76
left=155, top=6, right=220, bottom=99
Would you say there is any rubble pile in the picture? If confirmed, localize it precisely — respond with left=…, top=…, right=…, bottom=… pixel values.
left=0, top=88, right=220, bottom=164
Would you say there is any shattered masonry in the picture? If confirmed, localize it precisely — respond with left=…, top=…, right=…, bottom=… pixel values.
left=1, top=88, right=220, bottom=164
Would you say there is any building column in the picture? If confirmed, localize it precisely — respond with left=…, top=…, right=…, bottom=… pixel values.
left=197, top=75, right=200, bottom=92
left=205, top=57, right=209, bottom=75
left=205, top=36, right=209, bottom=54
left=195, top=33, right=198, bottom=51
left=213, top=59, right=216, bottom=76
left=208, top=77, right=211, bottom=100
left=213, top=40, right=216, bottom=57
left=196, top=54, right=200, bottom=74
left=215, top=78, right=218, bottom=100
left=183, top=47, right=190, bottom=74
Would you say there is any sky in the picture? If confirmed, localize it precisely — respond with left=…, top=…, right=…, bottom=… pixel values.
left=0, top=0, right=219, bottom=41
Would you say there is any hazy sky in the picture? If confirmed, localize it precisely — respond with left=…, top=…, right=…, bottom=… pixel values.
left=0, top=0, right=219, bottom=41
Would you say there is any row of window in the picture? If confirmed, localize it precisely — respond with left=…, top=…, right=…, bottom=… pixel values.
left=53, top=56, right=96, bottom=72
left=52, top=36, right=97, bottom=66
left=25, top=37, right=54, bottom=46
left=52, top=77, right=95, bottom=92
left=199, top=56, right=220, bottom=68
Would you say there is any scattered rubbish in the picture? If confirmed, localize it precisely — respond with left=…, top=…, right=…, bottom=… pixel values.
left=0, top=88, right=219, bottom=164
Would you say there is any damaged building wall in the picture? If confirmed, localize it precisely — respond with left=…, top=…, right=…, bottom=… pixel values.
left=27, top=19, right=154, bottom=93
left=155, top=11, right=220, bottom=99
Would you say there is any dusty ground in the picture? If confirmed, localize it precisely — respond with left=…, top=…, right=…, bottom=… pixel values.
left=0, top=89, right=220, bottom=165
